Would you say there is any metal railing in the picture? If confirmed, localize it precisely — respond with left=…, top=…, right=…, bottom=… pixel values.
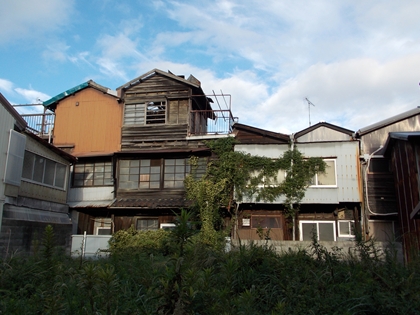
left=14, top=104, right=55, bottom=139
left=189, top=109, right=235, bottom=136
left=21, top=112, right=55, bottom=138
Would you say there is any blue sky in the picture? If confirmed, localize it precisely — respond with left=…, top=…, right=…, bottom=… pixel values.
left=1, top=0, right=420, bottom=134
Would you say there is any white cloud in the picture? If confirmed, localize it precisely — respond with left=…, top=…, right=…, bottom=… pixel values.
left=14, top=88, right=51, bottom=104
left=0, top=79, right=14, bottom=94
left=0, top=0, right=75, bottom=43
left=253, top=54, right=420, bottom=134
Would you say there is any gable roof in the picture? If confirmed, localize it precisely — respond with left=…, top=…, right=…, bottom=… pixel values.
left=294, top=122, right=354, bottom=139
left=356, top=107, right=420, bottom=137
left=43, top=80, right=118, bottom=109
left=117, top=68, right=201, bottom=91
left=0, top=93, right=27, bottom=130
left=233, top=123, right=290, bottom=144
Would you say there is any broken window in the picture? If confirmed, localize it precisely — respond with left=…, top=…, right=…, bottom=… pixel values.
left=124, top=100, right=167, bottom=125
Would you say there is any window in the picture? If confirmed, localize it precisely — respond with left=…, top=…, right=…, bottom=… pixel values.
left=136, top=218, right=159, bottom=230
left=338, top=221, right=355, bottom=237
left=124, top=101, right=166, bottom=125
left=73, top=160, right=113, bottom=187
left=119, top=158, right=196, bottom=190
left=311, top=159, right=336, bottom=187
left=249, top=169, right=286, bottom=187
left=22, top=151, right=67, bottom=189
left=300, top=221, right=336, bottom=241
left=94, top=218, right=112, bottom=235
left=251, top=216, right=282, bottom=229
left=160, top=223, right=176, bottom=230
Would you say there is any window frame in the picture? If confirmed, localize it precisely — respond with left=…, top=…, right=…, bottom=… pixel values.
left=310, top=159, right=337, bottom=188
left=338, top=220, right=355, bottom=238
left=136, top=218, right=159, bottom=231
left=118, top=158, right=196, bottom=191
left=300, top=220, right=337, bottom=241
left=22, top=150, right=67, bottom=190
left=73, top=160, right=113, bottom=187
left=124, top=100, right=167, bottom=126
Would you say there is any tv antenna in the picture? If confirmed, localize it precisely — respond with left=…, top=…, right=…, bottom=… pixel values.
left=305, top=97, right=315, bottom=126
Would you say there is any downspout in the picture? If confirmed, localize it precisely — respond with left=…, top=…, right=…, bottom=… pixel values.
left=290, top=133, right=296, bottom=241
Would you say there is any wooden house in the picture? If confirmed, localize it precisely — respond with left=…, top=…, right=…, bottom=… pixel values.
left=355, top=108, right=420, bottom=242
left=233, top=122, right=362, bottom=242
left=0, top=93, right=75, bottom=255
left=39, top=69, right=233, bottom=236
left=383, top=132, right=420, bottom=262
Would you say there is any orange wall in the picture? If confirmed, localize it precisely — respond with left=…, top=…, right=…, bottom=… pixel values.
left=53, top=88, right=122, bottom=155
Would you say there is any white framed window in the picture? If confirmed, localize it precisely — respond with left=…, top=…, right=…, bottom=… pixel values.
left=338, top=220, right=355, bottom=237
left=310, top=159, right=336, bottom=187
left=94, top=218, right=112, bottom=235
left=96, top=227, right=112, bottom=235
left=22, top=150, right=67, bottom=189
left=124, top=100, right=167, bottom=125
left=160, top=223, right=176, bottom=230
left=300, top=220, right=336, bottom=241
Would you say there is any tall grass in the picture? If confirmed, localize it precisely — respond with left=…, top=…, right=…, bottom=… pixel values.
left=1, top=224, right=419, bottom=314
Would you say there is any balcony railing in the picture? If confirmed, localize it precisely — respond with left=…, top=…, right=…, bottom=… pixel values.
left=14, top=104, right=55, bottom=139
left=189, top=109, right=236, bottom=136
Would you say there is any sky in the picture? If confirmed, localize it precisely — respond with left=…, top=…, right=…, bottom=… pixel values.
left=1, top=0, right=420, bottom=134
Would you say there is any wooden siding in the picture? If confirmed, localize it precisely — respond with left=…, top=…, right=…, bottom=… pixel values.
left=390, top=140, right=420, bottom=262
left=236, top=210, right=286, bottom=241
left=53, top=88, right=121, bottom=155
left=122, top=75, right=191, bottom=101
left=168, top=99, right=189, bottom=125
left=121, top=124, right=190, bottom=150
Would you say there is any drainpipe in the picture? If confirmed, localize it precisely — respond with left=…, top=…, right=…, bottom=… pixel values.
left=290, top=133, right=296, bottom=241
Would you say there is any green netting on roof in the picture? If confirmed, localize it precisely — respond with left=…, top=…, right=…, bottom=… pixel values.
left=43, top=81, right=90, bottom=107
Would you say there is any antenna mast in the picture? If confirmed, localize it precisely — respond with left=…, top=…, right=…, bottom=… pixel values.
left=305, top=97, right=315, bottom=126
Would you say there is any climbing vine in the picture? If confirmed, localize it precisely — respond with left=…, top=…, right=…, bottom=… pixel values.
left=185, top=137, right=326, bottom=240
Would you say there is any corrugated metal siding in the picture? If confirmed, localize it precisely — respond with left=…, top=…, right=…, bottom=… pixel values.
left=296, top=126, right=352, bottom=142
left=236, top=141, right=361, bottom=204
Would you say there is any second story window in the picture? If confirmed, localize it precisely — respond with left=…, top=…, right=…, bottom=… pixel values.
left=124, top=101, right=166, bottom=125
left=310, top=159, right=336, bottom=187
left=22, top=151, right=67, bottom=189
left=118, top=158, right=204, bottom=190
left=73, top=160, right=113, bottom=187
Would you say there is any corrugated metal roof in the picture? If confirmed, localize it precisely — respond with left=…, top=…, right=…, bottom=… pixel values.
left=43, top=80, right=118, bottom=108
left=68, top=200, right=115, bottom=208
left=110, top=198, right=192, bottom=209
left=356, top=107, right=420, bottom=136
left=383, top=131, right=420, bottom=156
left=232, top=122, right=290, bottom=142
